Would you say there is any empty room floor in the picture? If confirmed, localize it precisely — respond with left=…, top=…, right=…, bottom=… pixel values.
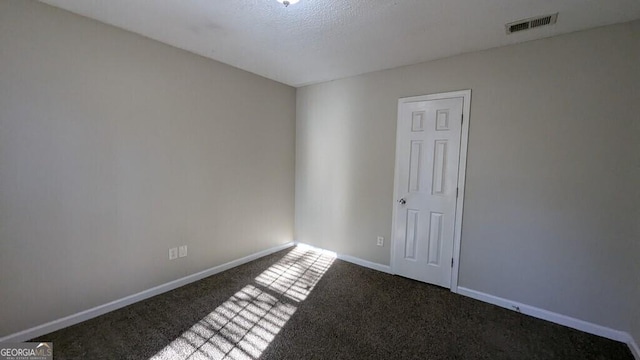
left=34, top=245, right=633, bottom=359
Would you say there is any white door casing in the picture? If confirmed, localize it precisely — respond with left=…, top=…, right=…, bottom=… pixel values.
left=391, top=90, right=471, bottom=291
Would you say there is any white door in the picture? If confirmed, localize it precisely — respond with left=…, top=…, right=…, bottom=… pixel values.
left=392, top=94, right=466, bottom=288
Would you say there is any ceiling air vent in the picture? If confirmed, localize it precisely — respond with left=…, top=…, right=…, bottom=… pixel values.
left=506, top=13, right=558, bottom=34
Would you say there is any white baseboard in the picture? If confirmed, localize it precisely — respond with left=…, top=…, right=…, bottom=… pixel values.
left=0, top=242, right=295, bottom=343
left=336, top=254, right=392, bottom=274
left=4, top=242, right=635, bottom=359
left=293, top=242, right=392, bottom=274
left=628, top=335, right=640, bottom=360
left=457, top=287, right=638, bottom=358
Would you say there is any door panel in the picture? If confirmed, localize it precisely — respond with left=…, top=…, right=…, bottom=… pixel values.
left=393, top=97, right=464, bottom=287
left=427, top=211, right=443, bottom=265
left=408, top=141, right=423, bottom=192
left=404, top=209, right=419, bottom=260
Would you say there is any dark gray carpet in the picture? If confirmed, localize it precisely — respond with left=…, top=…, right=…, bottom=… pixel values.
left=33, top=246, right=633, bottom=360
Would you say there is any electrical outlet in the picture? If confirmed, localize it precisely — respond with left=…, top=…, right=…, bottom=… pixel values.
left=179, top=245, right=187, bottom=258
left=169, top=247, right=178, bottom=260
left=377, top=236, right=384, bottom=246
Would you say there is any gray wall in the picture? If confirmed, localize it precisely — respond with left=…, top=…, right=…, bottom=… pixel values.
left=632, top=21, right=640, bottom=351
left=296, top=20, right=639, bottom=333
left=0, top=1, right=295, bottom=337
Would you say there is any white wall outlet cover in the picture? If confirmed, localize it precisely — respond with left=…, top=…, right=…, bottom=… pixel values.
left=169, top=247, right=178, bottom=260
left=178, top=245, right=187, bottom=258
left=377, top=237, right=384, bottom=246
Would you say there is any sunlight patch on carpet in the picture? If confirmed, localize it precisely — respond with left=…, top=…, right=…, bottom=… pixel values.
left=149, top=245, right=335, bottom=360
left=255, top=244, right=335, bottom=302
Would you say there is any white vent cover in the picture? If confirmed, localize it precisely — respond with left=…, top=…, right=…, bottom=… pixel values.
left=506, top=13, right=558, bottom=34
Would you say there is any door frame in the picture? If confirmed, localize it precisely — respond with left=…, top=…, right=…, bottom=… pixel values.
left=390, top=89, right=471, bottom=293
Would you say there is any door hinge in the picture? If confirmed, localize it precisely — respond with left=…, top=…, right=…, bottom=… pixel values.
left=461, top=114, right=464, bottom=124
left=456, top=188, right=459, bottom=198
left=451, top=258, right=454, bottom=268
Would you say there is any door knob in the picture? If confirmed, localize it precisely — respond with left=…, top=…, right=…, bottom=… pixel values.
left=398, top=198, right=406, bottom=205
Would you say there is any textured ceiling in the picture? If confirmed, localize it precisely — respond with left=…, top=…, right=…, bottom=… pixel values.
left=39, top=0, right=640, bottom=87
